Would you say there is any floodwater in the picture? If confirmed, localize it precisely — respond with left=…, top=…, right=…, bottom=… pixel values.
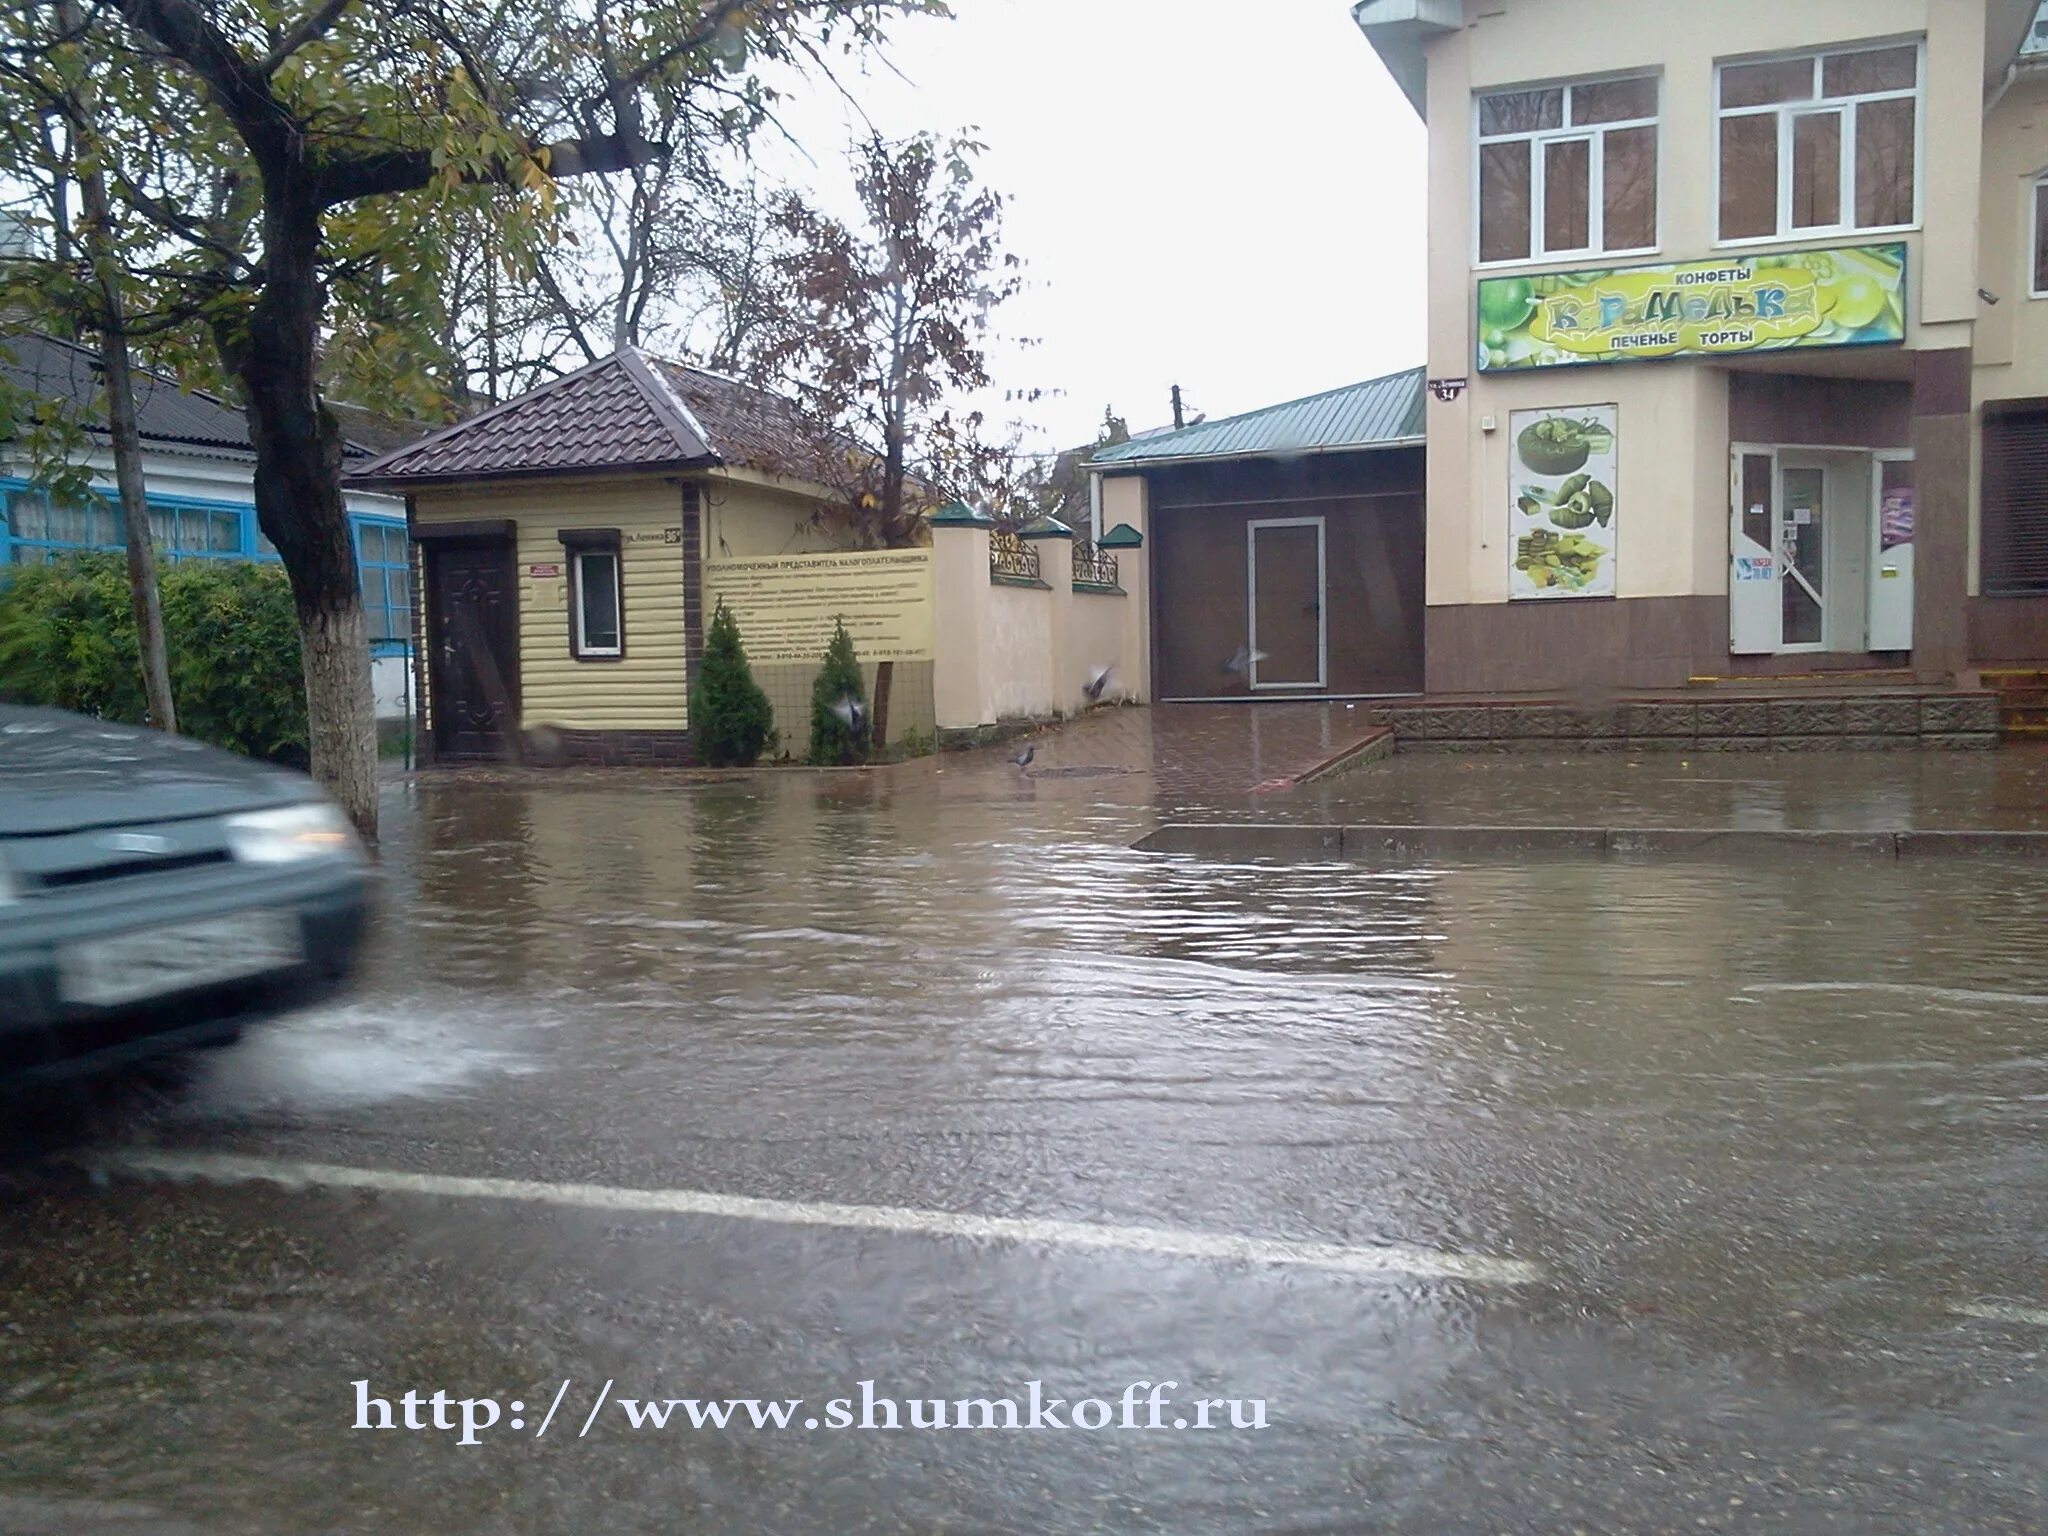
left=2, top=766, right=2045, bottom=1534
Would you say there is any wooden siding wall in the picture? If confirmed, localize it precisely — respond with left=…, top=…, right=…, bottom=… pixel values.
left=413, top=478, right=690, bottom=733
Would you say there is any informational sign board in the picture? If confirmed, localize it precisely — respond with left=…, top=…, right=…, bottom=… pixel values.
left=703, top=549, right=934, bottom=663
left=1476, top=243, right=1907, bottom=372
left=1509, top=404, right=1618, bottom=601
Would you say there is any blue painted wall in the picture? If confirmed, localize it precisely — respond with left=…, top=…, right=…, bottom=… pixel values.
left=0, top=479, right=411, bottom=658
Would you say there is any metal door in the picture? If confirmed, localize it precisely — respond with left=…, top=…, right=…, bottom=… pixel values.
left=1247, top=518, right=1326, bottom=688
left=1730, top=446, right=1779, bottom=654
left=1868, top=453, right=1915, bottom=651
left=427, top=540, right=519, bottom=759
left=1778, top=461, right=1827, bottom=651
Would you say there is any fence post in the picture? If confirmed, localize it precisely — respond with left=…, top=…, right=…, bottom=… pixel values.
left=1098, top=473, right=1152, bottom=702
left=1098, top=519, right=1146, bottom=705
left=1018, top=514, right=1076, bottom=716
left=930, top=500, right=995, bottom=731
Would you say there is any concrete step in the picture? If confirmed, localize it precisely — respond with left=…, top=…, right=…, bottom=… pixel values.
left=1685, top=669, right=1919, bottom=693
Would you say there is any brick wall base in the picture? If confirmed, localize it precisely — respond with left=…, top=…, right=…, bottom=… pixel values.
left=1369, top=693, right=2002, bottom=753
left=539, top=729, right=697, bottom=766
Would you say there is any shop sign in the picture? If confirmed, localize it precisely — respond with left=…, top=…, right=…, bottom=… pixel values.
left=1510, top=404, right=1617, bottom=601
left=526, top=562, right=561, bottom=579
left=1477, top=243, right=1907, bottom=372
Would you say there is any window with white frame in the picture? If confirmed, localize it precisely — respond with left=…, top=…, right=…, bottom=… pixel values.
left=1475, top=75, right=1659, bottom=265
left=570, top=546, right=622, bottom=659
left=2033, top=175, right=2048, bottom=298
left=1716, top=43, right=1921, bottom=244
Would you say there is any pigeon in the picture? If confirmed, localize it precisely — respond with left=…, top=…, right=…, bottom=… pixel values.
left=1083, top=664, right=1114, bottom=702
left=828, top=694, right=867, bottom=734
left=1010, top=743, right=1035, bottom=770
left=1222, top=645, right=1269, bottom=677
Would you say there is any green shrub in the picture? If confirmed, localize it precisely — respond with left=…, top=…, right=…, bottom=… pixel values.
left=808, top=619, right=868, bottom=766
left=0, top=552, right=309, bottom=765
left=690, top=603, right=773, bottom=767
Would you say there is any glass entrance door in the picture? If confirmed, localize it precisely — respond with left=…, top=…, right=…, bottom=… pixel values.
left=1778, top=463, right=1826, bottom=650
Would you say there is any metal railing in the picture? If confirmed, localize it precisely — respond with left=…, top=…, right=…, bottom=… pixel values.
left=1072, top=539, right=1120, bottom=590
left=990, top=529, right=1042, bottom=583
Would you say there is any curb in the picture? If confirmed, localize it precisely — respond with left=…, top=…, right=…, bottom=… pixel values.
left=1291, top=727, right=1397, bottom=786
left=1135, top=824, right=2048, bottom=860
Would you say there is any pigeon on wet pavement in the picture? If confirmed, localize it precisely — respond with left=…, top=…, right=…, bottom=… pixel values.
left=1011, top=743, right=1035, bottom=770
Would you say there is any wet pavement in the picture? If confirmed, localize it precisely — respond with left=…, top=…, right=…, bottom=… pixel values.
left=3, top=717, right=2046, bottom=1533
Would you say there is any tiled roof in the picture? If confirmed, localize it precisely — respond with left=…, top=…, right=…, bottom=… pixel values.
left=1089, top=367, right=1426, bottom=468
left=1, top=330, right=381, bottom=460
left=645, top=356, right=858, bottom=491
left=349, top=347, right=854, bottom=489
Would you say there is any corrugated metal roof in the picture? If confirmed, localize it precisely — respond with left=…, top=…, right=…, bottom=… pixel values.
left=2, top=330, right=382, bottom=460
left=1089, top=367, right=1425, bottom=468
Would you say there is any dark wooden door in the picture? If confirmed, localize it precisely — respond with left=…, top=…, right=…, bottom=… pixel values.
left=1250, top=521, right=1323, bottom=687
left=427, top=540, right=518, bottom=760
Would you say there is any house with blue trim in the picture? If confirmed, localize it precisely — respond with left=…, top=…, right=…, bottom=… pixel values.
left=0, top=331, right=416, bottom=719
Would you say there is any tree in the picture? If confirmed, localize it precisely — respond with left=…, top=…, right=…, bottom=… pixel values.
left=983, top=404, right=1129, bottom=533
left=0, top=0, right=181, bottom=734
left=759, top=130, right=1025, bottom=743
left=808, top=618, right=866, bottom=765
left=0, top=0, right=936, bottom=838
left=690, top=603, right=772, bottom=766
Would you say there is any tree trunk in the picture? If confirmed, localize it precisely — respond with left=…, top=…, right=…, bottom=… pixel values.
left=216, top=192, right=379, bottom=840
left=869, top=660, right=894, bottom=753
left=97, top=324, right=177, bottom=733
left=62, top=0, right=175, bottom=734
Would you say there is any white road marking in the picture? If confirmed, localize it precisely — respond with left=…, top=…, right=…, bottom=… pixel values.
left=1952, top=1302, right=2048, bottom=1328
left=85, top=1149, right=1541, bottom=1286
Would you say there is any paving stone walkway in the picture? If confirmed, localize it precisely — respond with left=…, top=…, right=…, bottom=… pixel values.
left=920, top=705, right=2048, bottom=834
left=405, top=704, right=2048, bottom=835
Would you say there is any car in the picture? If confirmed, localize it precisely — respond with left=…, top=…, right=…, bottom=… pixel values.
left=0, top=703, right=373, bottom=1088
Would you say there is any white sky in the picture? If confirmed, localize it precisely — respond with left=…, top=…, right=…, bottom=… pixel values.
left=763, top=0, right=1430, bottom=454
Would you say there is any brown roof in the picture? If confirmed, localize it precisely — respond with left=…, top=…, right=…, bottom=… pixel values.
left=345, top=347, right=852, bottom=491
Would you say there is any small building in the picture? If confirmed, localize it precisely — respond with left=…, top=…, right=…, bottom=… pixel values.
left=1354, top=0, right=2048, bottom=693
left=348, top=346, right=926, bottom=763
left=0, top=331, right=414, bottom=718
left=1090, top=369, right=1428, bottom=700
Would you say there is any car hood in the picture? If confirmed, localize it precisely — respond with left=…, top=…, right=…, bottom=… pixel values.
left=0, top=705, right=314, bottom=835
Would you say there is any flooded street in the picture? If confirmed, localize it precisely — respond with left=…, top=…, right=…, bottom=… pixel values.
left=3, top=756, right=2046, bottom=1533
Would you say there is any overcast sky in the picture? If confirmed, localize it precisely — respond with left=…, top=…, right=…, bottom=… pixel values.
left=764, top=0, right=1430, bottom=455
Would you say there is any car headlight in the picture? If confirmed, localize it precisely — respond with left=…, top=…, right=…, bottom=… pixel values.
left=224, top=802, right=363, bottom=865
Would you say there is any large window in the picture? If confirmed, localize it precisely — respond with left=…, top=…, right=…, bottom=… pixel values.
left=1982, top=404, right=2048, bottom=597
left=354, top=520, right=413, bottom=644
left=1475, top=75, right=1659, bottom=265
left=1717, top=43, right=1920, bottom=244
left=5, top=490, right=241, bottom=565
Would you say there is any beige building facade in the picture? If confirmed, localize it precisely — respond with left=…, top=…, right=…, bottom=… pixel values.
left=1357, top=0, right=2048, bottom=692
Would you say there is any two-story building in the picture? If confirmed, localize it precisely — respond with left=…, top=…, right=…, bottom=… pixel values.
left=1354, top=0, right=2048, bottom=693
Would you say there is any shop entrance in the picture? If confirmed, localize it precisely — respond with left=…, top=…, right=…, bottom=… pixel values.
left=1729, top=446, right=1914, bottom=656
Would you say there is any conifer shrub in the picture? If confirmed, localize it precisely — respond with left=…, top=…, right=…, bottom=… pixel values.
left=808, top=619, right=868, bottom=766
left=689, top=603, right=774, bottom=766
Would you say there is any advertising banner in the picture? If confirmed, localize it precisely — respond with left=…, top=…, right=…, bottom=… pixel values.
left=1510, top=405, right=1617, bottom=601
left=1477, top=243, right=1907, bottom=372
left=703, top=549, right=934, bottom=663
